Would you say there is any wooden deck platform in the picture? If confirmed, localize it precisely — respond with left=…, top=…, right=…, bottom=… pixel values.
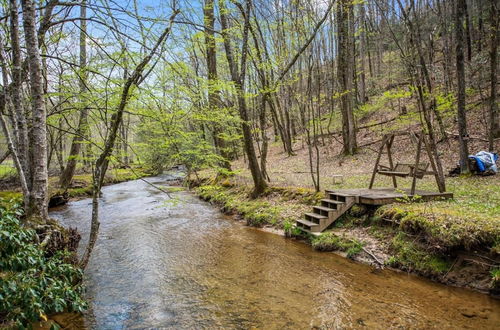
left=296, top=188, right=453, bottom=234
left=326, top=188, right=453, bottom=205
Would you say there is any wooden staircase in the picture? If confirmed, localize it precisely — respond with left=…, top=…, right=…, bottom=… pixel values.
left=295, top=190, right=357, bottom=234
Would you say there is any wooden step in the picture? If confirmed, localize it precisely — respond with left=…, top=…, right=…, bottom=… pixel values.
left=296, top=219, right=319, bottom=231
left=320, top=199, right=344, bottom=209
left=326, top=191, right=358, bottom=203
left=313, top=205, right=336, bottom=218
left=313, top=205, right=335, bottom=213
left=304, top=212, right=327, bottom=224
left=296, top=191, right=357, bottom=234
left=325, top=191, right=356, bottom=197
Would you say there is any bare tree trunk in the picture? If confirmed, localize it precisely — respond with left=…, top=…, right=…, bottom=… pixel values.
left=455, top=0, right=470, bottom=173
left=337, top=0, right=357, bottom=155
left=488, top=0, right=499, bottom=150
left=121, top=114, right=130, bottom=166
left=0, top=40, right=30, bottom=205
left=464, top=0, right=472, bottom=61
left=21, top=0, right=49, bottom=220
left=259, top=97, right=270, bottom=181
left=359, top=2, right=367, bottom=103
left=59, top=0, right=89, bottom=188
left=219, top=0, right=267, bottom=197
left=9, top=0, right=30, bottom=187
left=204, top=0, right=231, bottom=170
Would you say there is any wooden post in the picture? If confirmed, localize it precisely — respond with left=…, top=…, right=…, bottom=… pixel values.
left=369, top=134, right=388, bottom=189
left=411, top=133, right=423, bottom=195
left=422, top=133, right=445, bottom=193
left=386, top=135, right=397, bottom=188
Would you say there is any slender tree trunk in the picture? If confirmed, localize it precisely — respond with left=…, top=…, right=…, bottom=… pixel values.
left=359, top=2, right=367, bottom=103
left=260, top=96, right=270, bottom=181
left=219, top=0, right=267, bottom=196
left=21, top=0, right=49, bottom=220
left=455, top=0, right=470, bottom=173
left=464, top=0, right=472, bottom=61
left=337, top=0, right=357, bottom=155
left=488, top=0, right=499, bottom=150
left=0, top=40, right=30, bottom=206
left=204, top=0, right=231, bottom=170
left=59, top=0, right=89, bottom=188
left=9, top=0, right=30, bottom=187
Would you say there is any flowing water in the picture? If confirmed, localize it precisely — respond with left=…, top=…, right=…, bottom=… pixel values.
left=50, top=173, right=500, bottom=329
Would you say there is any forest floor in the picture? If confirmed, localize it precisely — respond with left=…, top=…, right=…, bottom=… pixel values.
left=191, top=102, right=500, bottom=295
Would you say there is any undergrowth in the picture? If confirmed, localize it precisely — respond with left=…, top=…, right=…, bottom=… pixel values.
left=311, top=232, right=364, bottom=258
left=195, top=182, right=309, bottom=228
left=375, top=205, right=500, bottom=253
left=0, top=203, right=87, bottom=327
left=386, top=232, right=451, bottom=276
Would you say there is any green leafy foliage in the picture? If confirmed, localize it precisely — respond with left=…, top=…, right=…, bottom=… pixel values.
left=0, top=205, right=87, bottom=326
left=491, top=268, right=500, bottom=289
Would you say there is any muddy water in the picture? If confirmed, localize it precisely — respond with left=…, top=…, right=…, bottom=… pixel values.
left=50, top=173, right=500, bottom=329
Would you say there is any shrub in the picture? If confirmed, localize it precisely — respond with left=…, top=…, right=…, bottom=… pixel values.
left=0, top=205, right=87, bottom=327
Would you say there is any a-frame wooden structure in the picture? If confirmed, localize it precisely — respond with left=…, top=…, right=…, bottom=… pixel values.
left=295, top=131, right=450, bottom=235
left=369, top=131, right=446, bottom=195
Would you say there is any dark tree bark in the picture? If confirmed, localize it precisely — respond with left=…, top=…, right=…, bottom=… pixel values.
left=337, top=0, right=357, bottom=155
left=359, top=2, right=367, bottom=103
left=464, top=0, right=472, bottom=61
left=455, top=0, right=470, bottom=173
left=488, top=0, right=499, bottom=150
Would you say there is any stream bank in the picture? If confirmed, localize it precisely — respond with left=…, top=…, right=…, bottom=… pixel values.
left=188, top=176, right=500, bottom=296
left=49, top=173, right=500, bottom=328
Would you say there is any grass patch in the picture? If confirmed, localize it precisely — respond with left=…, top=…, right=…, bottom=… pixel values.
left=271, top=186, right=324, bottom=205
left=311, top=232, right=364, bottom=257
left=491, top=268, right=500, bottom=289
left=0, top=164, right=16, bottom=178
left=194, top=180, right=309, bottom=229
left=376, top=204, right=500, bottom=253
left=0, top=191, right=22, bottom=210
left=387, top=232, right=451, bottom=276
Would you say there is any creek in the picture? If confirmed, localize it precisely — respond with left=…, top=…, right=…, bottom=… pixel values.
left=50, top=173, right=500, bottom=329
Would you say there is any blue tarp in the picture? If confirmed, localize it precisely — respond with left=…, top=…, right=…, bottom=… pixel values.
left=468, top=151, right=498, bottom=173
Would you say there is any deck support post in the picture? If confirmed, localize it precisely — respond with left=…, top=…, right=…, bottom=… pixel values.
left=411, top=133, right=423, bottom=195
left=386, top=135, right=397, bottom=188
left=422, top=133, right=445, bottom=193
left=369, top=134, right=389, bottom=189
